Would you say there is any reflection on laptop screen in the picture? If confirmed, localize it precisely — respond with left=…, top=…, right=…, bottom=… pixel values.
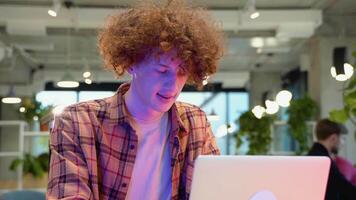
left=190, top=156, right=330, bottom=200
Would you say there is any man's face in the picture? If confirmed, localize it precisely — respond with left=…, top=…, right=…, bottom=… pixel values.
left=330, top=134, right=345, bottom=154
left=130, top=49, right=189, bottom=113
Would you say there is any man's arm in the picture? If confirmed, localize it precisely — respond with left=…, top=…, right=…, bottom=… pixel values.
left=46, top=109, right=93, bottom=200
left=202, top=117, right=220, bottom=155
left=330, top=162, right=356, bottom=199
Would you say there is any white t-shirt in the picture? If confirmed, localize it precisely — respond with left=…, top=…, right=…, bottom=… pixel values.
left=125, top=112, right=172, bottom=200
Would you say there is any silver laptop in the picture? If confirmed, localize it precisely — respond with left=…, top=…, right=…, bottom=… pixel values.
left=190, top=156, right=330, bottom=200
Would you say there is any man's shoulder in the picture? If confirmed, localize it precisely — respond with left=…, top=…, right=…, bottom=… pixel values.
left=58, top=96, right=112, bottom=119
left=175, top=101, right=206, bottom=117
left=307, top=142, right=330, bottom=156
left=67, top=98, right=107, bottom=110
left=175, top=101, right=204, bottom=112
left=174, top=101, right=209, bottom=131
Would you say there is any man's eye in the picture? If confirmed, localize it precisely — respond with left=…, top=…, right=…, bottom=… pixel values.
left=157, top=69, right=167, bottom=73
left=178, top=67, right=188, bottom=76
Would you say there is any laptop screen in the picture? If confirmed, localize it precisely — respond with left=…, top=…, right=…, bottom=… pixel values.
left=190, top=156, right=330, bottom=200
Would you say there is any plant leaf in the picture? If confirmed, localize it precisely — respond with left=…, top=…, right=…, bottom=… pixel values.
left=346, top=76, right=356, bottom=90
left=9, top=159, right=22, bottom=171
left=329, top=109, right=349, bottom=123
left=345, top=90, right=356, bottom=109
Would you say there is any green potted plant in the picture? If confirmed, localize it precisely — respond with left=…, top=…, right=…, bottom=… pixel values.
left=17, top=95, right=52, bottom=130
left=9, top=153, right=49, bottom=178
left=235, top=111, right=274, bottom=155
left=9, top=153, right=49, bottom=188
left=287, top=95, right=318, bottom=154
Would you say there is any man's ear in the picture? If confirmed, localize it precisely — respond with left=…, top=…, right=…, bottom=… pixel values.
left=127, top=66, right=134, bottom=75
left=329, top=133, right=338, bottom=142
left=127, top=66, right=137, bottom=79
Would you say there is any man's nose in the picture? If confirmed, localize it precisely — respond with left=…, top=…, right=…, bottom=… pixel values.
left=164, top=73, right=178, bottom=90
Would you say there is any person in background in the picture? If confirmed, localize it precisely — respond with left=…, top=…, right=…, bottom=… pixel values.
left=327, top=122, right=356, bottom=186
left=308, top=119, right=356, bottom=199
left=46, top=1, right=224, bottom=199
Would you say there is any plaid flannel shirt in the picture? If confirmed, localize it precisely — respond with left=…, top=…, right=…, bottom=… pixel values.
left=46, top=83, right=220, bottom=200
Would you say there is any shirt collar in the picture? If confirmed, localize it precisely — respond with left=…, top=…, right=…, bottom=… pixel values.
left=313, top=142, right=330, bottom=156
left=108, top=82, right=130, bottom=124
left=108, top=82, right=187, bottom=134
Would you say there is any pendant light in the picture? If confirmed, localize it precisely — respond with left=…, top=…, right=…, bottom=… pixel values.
left=57, top=27, right=79, bottom=88
left=1, top=86, right=21, bottom=104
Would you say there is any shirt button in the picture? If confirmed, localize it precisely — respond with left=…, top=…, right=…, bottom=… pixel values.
left=130, top=144, right=135, bottom=150
left=122, top=183, right=127, bottom=188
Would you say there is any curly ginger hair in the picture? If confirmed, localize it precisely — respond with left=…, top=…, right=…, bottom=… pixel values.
left=98, top=0, right=224, bottom=88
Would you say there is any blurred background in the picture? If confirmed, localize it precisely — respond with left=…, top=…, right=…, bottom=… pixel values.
left=0, top=0, right=355, bottom=196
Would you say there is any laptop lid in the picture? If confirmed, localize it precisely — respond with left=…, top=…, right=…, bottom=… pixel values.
left=189, top=156, right=330, bottom=200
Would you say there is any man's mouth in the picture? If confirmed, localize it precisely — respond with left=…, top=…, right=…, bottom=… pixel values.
left=157, top=93, right=174, bottom=99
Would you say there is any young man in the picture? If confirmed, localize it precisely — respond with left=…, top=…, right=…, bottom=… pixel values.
left=308, top=119, right=356, bottom=200
left=47, top=1, right=224, bottom=200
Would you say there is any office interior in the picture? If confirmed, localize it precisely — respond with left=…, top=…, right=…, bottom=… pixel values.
left=0, top=0, right=355, bottom=197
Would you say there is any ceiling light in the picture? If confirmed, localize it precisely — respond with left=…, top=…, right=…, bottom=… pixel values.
left=331, top=47, right=354, bottom=81
left=344, top=63, right=354, bottom=79
left=19, top=107, right=26, bottom=112
left=246, top=0, right=260, bottom=20
left=48, top=10, right=57, bottom=17
left=335, top=74, right=349, bottom=82
left=250, top=37, right=264, bottom=48
left=330, top=66, right=337, bottom=78
left=252, top=105, right=265, bottom=119
left=57, top=72, right=79, bottom=88
left=202, top=75, right=210, bottom=86
left=276, top=90, right=292, bottom=107
left=1, top=86, right=22, bottom=104
left=331, top=64, right=354, bottom=81
left=84, top=78, right=92, bottom=84
left=58, top=28, right=79, bottom=88
left=265, top=100, right=279, bottom=115
left=57, top=81, right=79, bottom=88
left=82, top=59, right=91, bottom=78
left=216, top=123, right=236, bottom=138
left=48, top=0, right=61, bottom=17
left=2, top=97, right=21, bottom=104
left=83, top=71, right=91, bottom=78
left=250, top=11, right=260, bottom=19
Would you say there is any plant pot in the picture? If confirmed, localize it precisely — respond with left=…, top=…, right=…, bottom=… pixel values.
left=40, top=123, right=49, bottom=131
left=23, top=174, right=48, bottom=189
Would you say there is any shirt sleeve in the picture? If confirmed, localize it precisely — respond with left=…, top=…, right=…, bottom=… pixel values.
left=46, top=109, right=93, bottom=200
left=202, top=116, right=221, bottom=155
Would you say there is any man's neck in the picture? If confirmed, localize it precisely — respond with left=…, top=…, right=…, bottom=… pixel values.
left=124, top=86, right=164, bottom=123
left=318, top=141, right=332, bottom=155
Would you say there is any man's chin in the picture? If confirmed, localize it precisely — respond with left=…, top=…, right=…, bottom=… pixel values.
left=152, top=103, right=173, bottom=113
left=331, top=147, right=338, bottom=155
